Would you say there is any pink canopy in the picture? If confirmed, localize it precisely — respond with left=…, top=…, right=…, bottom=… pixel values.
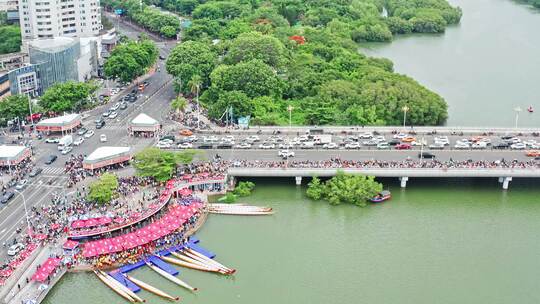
left=0, top=269, right=13, bottom=277
left=178, top=188, right=193, bottom=196
left=31, top=258, right=61, bottom=282
left=62, top=240, right=79, bottom=250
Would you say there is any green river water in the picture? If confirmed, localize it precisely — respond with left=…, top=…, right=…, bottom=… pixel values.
left=45, top=178, right=540, bottom=304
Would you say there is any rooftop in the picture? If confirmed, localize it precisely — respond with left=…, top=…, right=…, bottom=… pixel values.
left=0, top=145, right=27, bottom=159
left=131, top=113, right=158, bottom=125
left=37, top=114, right=80, bottom=126
left=85, top=147, right=131, bottom=162
left=29, top=37, right=78, bottom=53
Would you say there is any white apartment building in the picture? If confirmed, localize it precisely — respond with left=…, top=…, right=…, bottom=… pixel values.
left=19, top=0, right=102, bottom=41
left=0, top=0, right=19, bottom=11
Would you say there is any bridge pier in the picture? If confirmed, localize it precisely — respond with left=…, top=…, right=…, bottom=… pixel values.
left=295, top=176, right=302, bottom=186
left=399, top=177, right=409, bottom=188
left=499, top=177, right=512, bottom=190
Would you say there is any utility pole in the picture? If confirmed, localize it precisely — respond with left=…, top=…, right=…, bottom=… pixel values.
left=514, top=106, right=522, bottom=129
left=286, top=105, right=293, bottom=168
left=402, top=105, right=409, bottom=129
left=13, top=190, right=33, bottom=241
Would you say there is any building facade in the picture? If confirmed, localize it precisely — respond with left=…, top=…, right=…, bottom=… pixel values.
left=19, top=0, right=102, bottom=41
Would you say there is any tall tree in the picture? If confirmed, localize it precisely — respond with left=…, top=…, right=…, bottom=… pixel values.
left=133, top=148, right=196, bottom=182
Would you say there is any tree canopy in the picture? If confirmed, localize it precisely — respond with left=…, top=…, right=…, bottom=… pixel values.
left=0, top=95, right=30, bottom=126
left=104, top=39, right=158, bottom=82
left=87, top=173, right=119, bottom=204
left=38, top=82, right=97, bottom=113
left=306, top=172, right=383, bottom=207
left=161, top=0, right=460, bottom=126
left=0, top=25, right=21, bottom=54
left=133, top=147, right=196, bottom=182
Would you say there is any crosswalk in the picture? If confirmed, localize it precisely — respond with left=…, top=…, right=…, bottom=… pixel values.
left=41, top=167, right=65, bottom=175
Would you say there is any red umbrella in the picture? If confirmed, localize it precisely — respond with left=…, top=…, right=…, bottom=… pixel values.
left=71, top=220, right=85, bottom=229
left=51, top=223, right=61, bottom=230
left=0, top=269, right=13, bottom=277
left=85, top=218, right=99, bottom=228
left=62, top=240, right=79, bottom=250
left=34, top=234, right=47, bottom=240
left=98, top=217, right=112, bottom=225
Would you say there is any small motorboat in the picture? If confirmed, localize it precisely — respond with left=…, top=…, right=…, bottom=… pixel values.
left=528, top=106, right=534, bottom=113
left=370, top=190, right=392, bottom=203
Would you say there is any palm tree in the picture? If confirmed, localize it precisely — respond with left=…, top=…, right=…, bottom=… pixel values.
left=170, top=96, right=187, bottom=115
left=188, top=74, right=202, bottom=129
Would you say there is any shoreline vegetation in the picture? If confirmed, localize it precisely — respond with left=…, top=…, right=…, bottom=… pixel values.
left=160, top=0, right=460, bottom=126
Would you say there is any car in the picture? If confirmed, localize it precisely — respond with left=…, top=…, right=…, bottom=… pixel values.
left=246, top=135, right=260, bottom=142
left=373, top=135, right=386, bottom=143
left=177, top=142, right=193, bottom=149
left=203, top=136, right=218, bottom=143
left=393, top=133, right=407, bottom=139
left=345, top=142, right=361, bottom=149
left=179, top=129, right=193, bottom=136
left=77, top=128, right=88, bottom=136
left=100, top=134, right=107, bottom=142
left=377, top=142, right=390, bottom=149
left=358, top=132, right=373, bottom=139
left=184, top=135, right=198, bottom=142
left=0, top=191, right=14, bottom=204
left=388, top=139, right=401, bottom=146
left=160, top=135, right=176, bottom=142
left=7, top=243, right=24, bottom=256
left=29, top=168, right=43, bottom=177
left=102, top=111, right=110, bottom=117
left=300, top=142, right=315, bottom=149
left=197, top=144, right=213, bottom=149
left=434, top=136, right=449, bottom=144
left=95, top=117, right=104, bottom=124
left=217, top=144, right=233, bottom=149
left=523, top=139, right=537, bottom=147
left=279, top=143, right=295, bottom=149
left=159, top=55, right=166, bottom=60
left=45, top=138, right=60, bottom=144
left=395, top=143, right=412, bottom=150
left=411, top=140, right=426, bottom=146
left=61, top=146, right=73, bottom=155
left=454, top=142, right=470, bottom=149
left=84, top=130, right=95, bottom=138
left=419, top=152, right=436, bottom=159
left=259, top=143, right=275, bottom=149
left=15, top=179, right=28, bottom=190
left=471, top=142, right=487, bottom=149
left=526, top=150, right=540, bottom=157
left=323, top=142, right=338, bottom=149
left=235, top=142, right=252, bottom=149
left=510, top=143, right=526, bottom=150
left=278, top=150, right=295, bottom=158
left=155, top=142, right=171, bottom=148
left=119, top=103, right=128, bottom=110
left=45, top=155, right=57, bottom=164
left=159, top=139, right=174, bottom=145
left=73, top=137, right=85, bottom=146
left=429, top=143, right=445, bottom=150
left=363, top=140, right=378, bottom=146
left=108, top=111, right=118, bottom=119
left=111, top=103, right=120, bottom=111
left=493, top=142, right=510, bottom=149
left=402, top=136, right=416, bottom=143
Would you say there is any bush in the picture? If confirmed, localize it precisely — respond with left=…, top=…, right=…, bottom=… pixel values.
left=233, top=181, right=255, bottom=197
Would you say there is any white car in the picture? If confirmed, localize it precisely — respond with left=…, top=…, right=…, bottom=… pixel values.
left=510, top=143, right=526, bottom=150
left=523, top=139, right=537, bottom=147
left=73, top=137, right=85, bottom=146
left=100, top=134, right=107, bottom=142
left=159, top=139, right=174, bottom=144
left=345, top=142, right=361, bottom=149
left=185, top=135, right=198, bottom=142
left=434, top=136, right=449, bottom=145
left=393, top=133, right=407, bottom=139
left=177, top=142, right=193, bottom=149
left=372, top=135, right=386, bottom=142
left=221, top=135, right=235, bottom=142
left=278, top=143, right=295, bottom=149
left=377, top=142, right=390, bottom=149
left=7, top=243, right=24, bottom=256
left=411, top=139, right=427, bottom=146
left=111, top=103, right=120, bottom=111
left=278, top=150, right=295, bottom=158
left=235, top=142, right=252, bottom=149
left=84, top=130, right=95, bottom=138
left=203, top=136, right=218, bottom=143
left=298, top=135, right=309, bottom=142
left=156, top=141, right=171, bottom=148
left=61, top=146, right=73, bottom=154
left=259, top=143, right=275, bottom=149
left=429, top=143, right=445, bottom=150
left=246, top=135, right=260, bottom=142
left=323, top=142, right=338, bottom=149
left=108, top=111, right=118, bottom=119
left=471, top=142, right=487, bottom=149
left=45, top=138, right=60, bottom=144
left=454, top=142, right=470, bottom=149
left=358, top=132, right=373, bottom=139
left=15, top=179, right=28, bottom=190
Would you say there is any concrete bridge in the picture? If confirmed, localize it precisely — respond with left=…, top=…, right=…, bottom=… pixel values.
left=227, top=167, right=540, bottom=190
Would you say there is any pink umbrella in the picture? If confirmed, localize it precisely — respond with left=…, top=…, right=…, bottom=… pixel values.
left=0, top=269, right=13, bottom=277
left=51, top=223, right=61, bottom=230
left=62, top=240, right=79, bottom=250
left=34, top=234, right=47, bottom=240
left=98, top=217, right=112, bottom=225
left=113, top=217, right=125, bottom=224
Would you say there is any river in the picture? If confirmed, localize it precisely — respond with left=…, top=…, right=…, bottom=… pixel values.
left=362, top=0, right=540, bottom=127
left=44, top=178, right=540, bottom=304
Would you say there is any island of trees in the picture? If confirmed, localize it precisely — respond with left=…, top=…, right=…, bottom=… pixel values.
left=306, top=172, right=382, bottom=207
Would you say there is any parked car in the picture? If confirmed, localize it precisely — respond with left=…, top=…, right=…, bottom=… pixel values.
left=45, top=138, right=60, bottom=144
left=100, top=134, right=107, bottom=142
left=7, top=243, right=24, bottom=256
left=77, top=128, right=88, bottom=136
left=454, top=142, right=470, bottom=149
left=235, top=143, right=252, bottom=149
left=15, top=179, right=28, bottom=190
left=61, top=146, right=73, bottom=155
left=84, top=130, right=95, bottom=138
left=177, top=142, right=193, bottom=149
left=73, top=137, right=85, bottom=146
left=119, top=103, right=128, bottom=110
left=345, top=142, right=361, bottom=149
left=419, top=152, right=436, bottom=159
left=510, top=143, right=526, bottom=150
left=1, top=191, right=14, bottom=204
left=358, top=132, right=373, bottom=139
left=102, top=110, right=111, bottom=117
left=395, top=143, right=412, bottom=150
left=161, top=135, right=176, bottom=142
left=45, top=155, right=57, bottom=164
left=377, top=142, right=390, bottom=149
left=179, top=130, right=193, bottom=136
left=278, top=150, right=295, bottom=158
left=471, top=142, right=488, bottom=149
left=323, top=142, right=338, bottom=149
left=362, top=140, right=378, bottom=146
left=429, top=143, right=445, bottom=150
left=493, top=142, right=510, bottom=149
left=29, top=168, right=43, bottom=177
left=96, top=121, right=105, bottom=129
left=108, top=111, right=118, bottom=119
left=259, top=143, right=275, bottom=149
left=111, top=103, right=120, bottom=111
left=155, top=141, right=171, bottom=148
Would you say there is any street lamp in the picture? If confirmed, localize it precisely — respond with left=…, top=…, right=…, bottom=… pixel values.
left=402, top=105, right=409, bottom=129
left=286, top=105, right=293, bottom=168
left=13, top=189, right=33, bottom=241
left=514, top=107, right=522, bottom=129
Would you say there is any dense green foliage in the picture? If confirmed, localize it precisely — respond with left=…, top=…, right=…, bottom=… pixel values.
left=38, top=82, right=98, bottom=113
left=0, top=25, right=21, bottom=54
left=0, top=95, right=30, bottom=126
left=522, top=0, right=540, bottom=8
left=164, top=0, right=457, bottom=126
left=306, top=173, right=382, bottom=207
left=133, top=148, right=196, bottom=182
left=102, top=0, right=180, bottom=37
left=233, top=181, right=256, bottom=196
left=104, top=39, right=158, bottom=82
left=87, top=173, right=119, bottom=204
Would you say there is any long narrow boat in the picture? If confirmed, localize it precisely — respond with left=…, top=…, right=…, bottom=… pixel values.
left=145, top=261, right=198, bottom=292
left=161, top=255, right=224, bottom=274
left=170, top=251, right=221, bottom=270
left=182, top=248, right=236, bottom=274
left=207, top=210, right=274, bottom=215
left=99, top=270, right=146, bottom=303
left=208, top=206, right=272, bottom=211
left=125, top=274, right=179, bottom=301
left=94, top=270, right=135, bottom=303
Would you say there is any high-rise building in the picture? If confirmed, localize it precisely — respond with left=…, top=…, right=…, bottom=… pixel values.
left=18, top=0, right=102, bottom=41
left=0, top=0, right=18, bottom=12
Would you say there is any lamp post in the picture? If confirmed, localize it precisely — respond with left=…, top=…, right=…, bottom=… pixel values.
left=27, top=93, right=36, bottom=136
left=514, top=107, right=522, bottom=129
left=402, top=105, right=409, bottom=129
left=287, top=105, right=293, bottom=168
left=13, top=189, right=33, bottom=241
left=196, top=83, right=200, bottom=130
